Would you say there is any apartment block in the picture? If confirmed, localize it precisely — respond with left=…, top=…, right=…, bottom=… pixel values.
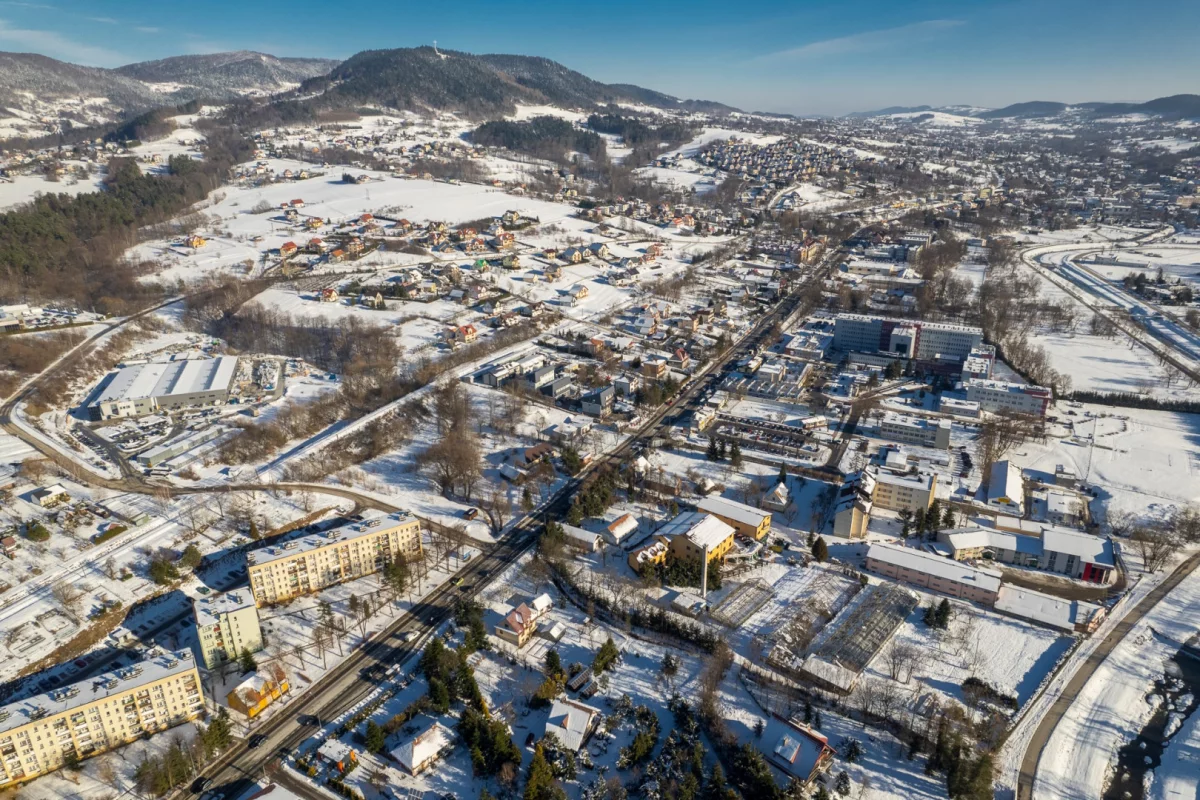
left=662, top=512, right=736, bottom=565
left=192, top=590, right=263, bottom=669
left=878, top=412, right=952, bottom=449
left=871, top=470, right=937, bottom=513
left=247, top=511, right=422, bottom=607
left=964, top=379, right=1052, bottom=416
left=0, top=651, right=203, bottom=787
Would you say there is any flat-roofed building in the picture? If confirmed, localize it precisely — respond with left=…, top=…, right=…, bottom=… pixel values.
left=662, top=512, right=736, bottom=565
left=866, top=543, right=1001, bottom=605
left=88, top=356, right=239, bottom=420
left=833, top=314, right=983, bottom=365
left=0, top=651, right=203, bottom=787
left=192, top=590, right=263, bottom=669
left=964, top=378, right=1052, bottom=417
left=986, top=460, right=1024, bottom=515
left=878, top=412, right=952, bottom=449
left=696, top=495, right=771, bottom=540
left=871, top=470, right=936, bottom=513
left=937, top=525, right=1116, bottom=585
left=247, top=511, right=422, bottom=607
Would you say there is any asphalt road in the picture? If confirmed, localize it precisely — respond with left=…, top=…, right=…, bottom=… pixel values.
left=1015, top=550, right=1200, bottom=800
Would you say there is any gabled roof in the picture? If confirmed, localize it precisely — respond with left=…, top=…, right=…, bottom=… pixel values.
left=391, top=719, right=454, bottom=773
left=546, top=698, right=600, bottom=752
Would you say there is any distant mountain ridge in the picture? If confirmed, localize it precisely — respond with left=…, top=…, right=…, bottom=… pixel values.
left=849, top=94, right=1200, bottom=120
left=314, top=47, right=739, bottom=118
left=115, top=51, right=339, bottom=96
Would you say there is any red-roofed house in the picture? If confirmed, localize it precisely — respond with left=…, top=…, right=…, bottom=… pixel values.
left=769, top=718, right=835, bottom=786
left=496, top=603, right=537, bottom=648
left=280, top=241, right=298, bottom=257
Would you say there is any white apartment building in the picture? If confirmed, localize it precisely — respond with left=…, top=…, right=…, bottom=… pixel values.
left=878, top=412, right=952, bottom=449
left=192, top=590, right=263, bottom=669
left=0, top=651, right=203, bottom=787
left=247, top=511, right=422, bottom=607
left=871, top=469, right=937, bottom=512
left=833, top=314, right=984, bottom=364
left=964, top=379, right=1052, bottom=416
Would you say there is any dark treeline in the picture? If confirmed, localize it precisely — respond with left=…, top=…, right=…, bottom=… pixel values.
left=0, top=120, right=252, bottom=312
left=1063, top=391, right=1200, bottom=414
left=471, top=116, right=605, bottom=162
left=1, top=98, right=207, bottom=151
left=586, top=113, right=698, bottom=148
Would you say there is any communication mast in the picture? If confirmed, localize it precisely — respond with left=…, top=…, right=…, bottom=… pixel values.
left=433, top=40, right=447, bottom=60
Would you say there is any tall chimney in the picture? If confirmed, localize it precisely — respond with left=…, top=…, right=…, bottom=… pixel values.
left=701, top=542, right=709, bottom=600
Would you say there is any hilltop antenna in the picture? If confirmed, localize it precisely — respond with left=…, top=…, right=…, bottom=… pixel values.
left=433, top=40, right=447, bottom=60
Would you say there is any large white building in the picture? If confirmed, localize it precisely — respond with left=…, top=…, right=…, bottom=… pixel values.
left=964, top=378, right=1052, bottom=416
left=88, top=356, right=239, bottom=420
left=247, top=511, right=422, bottom=606
left=871, top=469, right=937, bottom=512
left=833, top=314, right=984, bottom=364
left=0, top=651, right=203, bottom=786
left=878, top=412, right=952, bottom=449
left=937, top=525, right=1116, bottom=584
left=192, top=590, right=263, bottom=669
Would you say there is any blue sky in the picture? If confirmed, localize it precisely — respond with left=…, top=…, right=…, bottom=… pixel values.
left=1, top=0, right=1196, bottom=115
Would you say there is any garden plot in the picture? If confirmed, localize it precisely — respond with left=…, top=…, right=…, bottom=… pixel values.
left=757, top=568, right=861, bottom=675
left=709, top=579, right=775, bottom=628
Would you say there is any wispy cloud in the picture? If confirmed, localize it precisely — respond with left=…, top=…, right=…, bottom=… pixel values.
left=755, top=19, right=965, bottom=62
left=135, top=25, right=159, bottom=33
left=88, top=15, right=116, bottom=23
left=0, top=18, right=125, bottom=65
left=0, top=1, right=55, bottom=8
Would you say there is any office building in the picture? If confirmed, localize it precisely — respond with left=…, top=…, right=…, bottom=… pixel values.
left=878, top=412, right=952, bottom=449
left=964, top=379, right=1052, bottom=416
left=192, top=590, right=263, bottom=669
left=938, top=525, right=1116, bottom=585
left=88, top=356, right=239, bottom=420
left=832, top=314, right=984, bottom=364
left=0, top=651, right=203, bottom=787
left=247, top=511, right=422, bottom=607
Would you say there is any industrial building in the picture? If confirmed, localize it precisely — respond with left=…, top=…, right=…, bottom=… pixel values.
left=937, top=525, right=1116, bottom=584
left=0, top=651, right=203, bottom=787
left=832, top=314, right=984, bottom=365
left=192, top=590, right=263, bottom=669
left=878, top=412, right=952, bottom=449
left=89, top=356, right=239, bottom=420
left=247, top=511, right=422, bottom=606
left=964, top=378, right=1052, bottom=416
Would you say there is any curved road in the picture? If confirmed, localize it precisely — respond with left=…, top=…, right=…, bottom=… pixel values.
left=1016, top=550, right=1200, bottom=800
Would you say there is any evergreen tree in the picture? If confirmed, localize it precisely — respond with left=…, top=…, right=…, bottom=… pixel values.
left=430, top=677, right=451, bottom=713
left=524, top=744, right=562, bottom=800
left=935, top=598, right=952, bottom=629
left=942, top=505, right=956, bottom=530
left=522, top=486, right=534, bottom=513
left=812, top=536, right=829, bottom=562
left=544, top=648, right=563, bottom=678
left=730, top=441, right=742, bottom=468
left=707, top=438, right=719, bottom=461
left=965, top=753, right=994, bottom=800
left=834, top=771, right=851, bottom=796
left=844, top=738, right=863, bottom=763
left=813, top=711, right=822, bottom=730
left=238, top=647, right=257, bottom=674
left=365, top=720, right=386, bottom=754
left=778, top=464, right=788, bottom=486
left=803, top=700, right=813, bottom=724
left=717, top=440, right=727, bottom=460
left=567, top=503, right=584, bottom=526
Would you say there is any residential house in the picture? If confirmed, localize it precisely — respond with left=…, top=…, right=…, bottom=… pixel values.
left=226, top=663, right=289, bottom=719
left=31, top=484, right=69, bottom=508
left=696, top=496, right=771, bottom=540
left=545, top=699, right=602, bottom=753
left=769, top=718, right=836, bottom=786
left=391, top=719, right=455, bottom=775
left=317, top=740, right=357, bottom=774
left=495, top=603, right=538, bottom=648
